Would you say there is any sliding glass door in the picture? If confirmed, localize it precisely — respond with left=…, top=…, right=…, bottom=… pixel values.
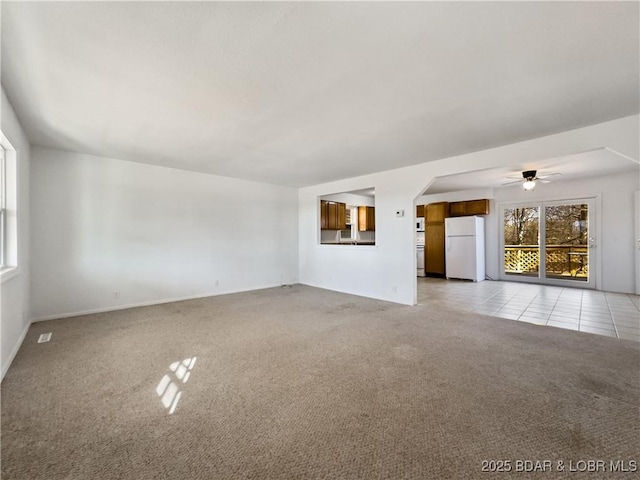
left=501, top=198, right=596, bottom=288
left=503, top=206, right=540, bottom=278
left=544, top=201, right=591, bottom=283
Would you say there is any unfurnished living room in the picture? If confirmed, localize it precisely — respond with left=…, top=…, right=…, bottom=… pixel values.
left=1, top=2, right=639, bottom=479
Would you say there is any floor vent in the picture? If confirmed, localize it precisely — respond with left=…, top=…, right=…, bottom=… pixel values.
left=37, top=333, right=52, bottom=343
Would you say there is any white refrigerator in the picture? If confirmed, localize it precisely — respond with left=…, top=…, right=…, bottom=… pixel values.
left=445, top=216, right=485, bottom=282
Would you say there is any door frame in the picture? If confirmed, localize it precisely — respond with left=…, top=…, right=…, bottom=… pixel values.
left=635, top=191, right=640, bottom=295
left=498, top=195, right=602, bottom=290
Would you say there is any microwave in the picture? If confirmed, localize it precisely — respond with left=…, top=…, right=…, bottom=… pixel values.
left=416, top=217, right=425, bottom=231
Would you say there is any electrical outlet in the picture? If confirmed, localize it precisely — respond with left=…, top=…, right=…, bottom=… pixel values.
left=392, top=285, right=397, bottom=293
left=215, top=280, right=219, bottom=287
left=114, top=291, right=120, bottom=299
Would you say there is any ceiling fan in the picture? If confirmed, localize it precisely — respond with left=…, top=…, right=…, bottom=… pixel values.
left=502, top=170, right=562, bottom=190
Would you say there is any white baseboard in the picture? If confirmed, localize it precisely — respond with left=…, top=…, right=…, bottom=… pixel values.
left=298, top=281, right=411, bottom=306
left=1, top=322, right=30, bottom=381
left=30, top=284, right=284, bottom=322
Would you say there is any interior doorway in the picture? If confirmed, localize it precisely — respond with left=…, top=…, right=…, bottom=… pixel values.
left=499, top=198, right=597, bottom=289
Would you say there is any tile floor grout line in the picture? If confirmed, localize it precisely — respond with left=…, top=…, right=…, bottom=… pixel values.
left=480, top=285, right=518, bottom=308
left=473, top=284, right=519, bottom=312
left=578, top=288, right=584, bottom=331
left=516, top=292, right=545, bottom=322
left=547, top=290, right=565, bottom=323
left=627, top=293, right=640, bottom=312
left=604, top=291, right=620, bottom=339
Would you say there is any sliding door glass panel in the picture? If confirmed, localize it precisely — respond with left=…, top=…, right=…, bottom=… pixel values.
left=544, top=203, right=589, bottom=282
left=504, top=206, right=540, bottom=277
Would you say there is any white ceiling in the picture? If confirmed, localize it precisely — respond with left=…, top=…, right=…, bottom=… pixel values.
left=2, top=2, right=639, bottom=187
left=424, top=148, right=640, bottom=194
left=347, top=188, right=376, bottom=198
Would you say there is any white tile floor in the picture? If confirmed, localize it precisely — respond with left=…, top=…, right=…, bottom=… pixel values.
left=418, top=277, right=640, bottom=342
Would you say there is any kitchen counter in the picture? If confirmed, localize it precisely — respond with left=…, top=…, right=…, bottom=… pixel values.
left=321, top=241, right=376, bottom=246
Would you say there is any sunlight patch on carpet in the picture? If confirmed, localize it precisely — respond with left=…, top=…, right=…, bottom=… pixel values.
left=155, top=357, right=197, bottom=415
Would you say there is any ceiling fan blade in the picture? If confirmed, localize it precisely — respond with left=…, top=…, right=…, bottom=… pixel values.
left=506, top=174, right=524, bottom=180
left=538, top=179, right=551, bottom=184
left=537, top=172, right=562, bottom=179
left=501, top=180, right=523, bottom=186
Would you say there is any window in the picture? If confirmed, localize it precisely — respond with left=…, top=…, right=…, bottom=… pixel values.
left=0, top=145, right=6, bottom=268
left=339, top=206, right=357, bottom=241
left=0, top=133, right=18, bottom=278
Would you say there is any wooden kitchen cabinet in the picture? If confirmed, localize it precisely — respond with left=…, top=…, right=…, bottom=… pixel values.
left=320, top=200, right=347, bottom=230
left=328, top=202, right=338, bottom=229
left=425, top=202, right=449, bottom=223
left=416, top=205, right=424, bottom=218
left=321, top=201, right=328, bottom=229
left=424, top=202, right=449, bottom=277
left=467, top=199, right=490, bottom=215
left=449, top=199, right=490, bottom=217
left=449, top=202, right=466, bottom=217
left=425, top=224, right=446, bottom=276
left=421, top=199, right=488, bottom=276
left=358, top=206, right=375, bottom=231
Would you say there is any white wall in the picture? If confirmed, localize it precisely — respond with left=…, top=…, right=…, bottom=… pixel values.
left=1, top=88, right=31, bottom=378
left=416, top=188, right=495, bottom=207
left=30, top=147, right=298, bottom=320
left=321, top=192, right=375, bottom=207
left=417, top=173, right=639, bottom=293
left=299, top=115, right=639, bottom=305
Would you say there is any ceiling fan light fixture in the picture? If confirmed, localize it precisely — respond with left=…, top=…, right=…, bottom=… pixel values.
left=502, top=169, right=560, bottom=189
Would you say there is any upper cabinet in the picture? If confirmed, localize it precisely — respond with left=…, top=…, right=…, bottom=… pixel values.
left=467, top=199, right=490, bottom=215
left=425, top=202, right=449, bottom=223
left=449, top=199, right=490, bottom=217
left=449, top=201, right=466, bottom=217
left=338, top=203, right=346, bottom=229
left=358, top=206, right=375, bottom=231
left=320, top=200, right=347, bottom=230
left=416, top=205, right=425, bottom=218
left=321, top=201, right=328, bottom=229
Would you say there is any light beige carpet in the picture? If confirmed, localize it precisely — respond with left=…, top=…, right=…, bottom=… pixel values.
left=2, top=285, right=638, bottom=479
